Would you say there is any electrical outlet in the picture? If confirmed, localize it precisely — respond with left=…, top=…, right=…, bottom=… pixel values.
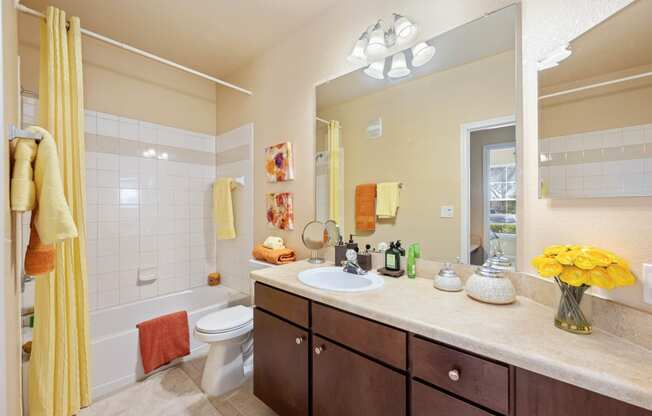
left=644, top=263, right=652, bottom=305
left=440, top=205, right=454, bottom=218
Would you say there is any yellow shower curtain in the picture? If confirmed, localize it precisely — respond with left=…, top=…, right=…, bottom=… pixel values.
left=29, top=7, right=91, bottom=416
left=327, top=120, right=341, bottom=224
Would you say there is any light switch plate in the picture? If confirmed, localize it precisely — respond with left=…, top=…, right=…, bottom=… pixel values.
left=644, top=263, right=652, bottom=305
left=440, top=205, right=454, bottom=218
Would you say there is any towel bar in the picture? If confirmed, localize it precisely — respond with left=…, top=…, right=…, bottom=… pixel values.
left=9, top=125, right=42, bottom=142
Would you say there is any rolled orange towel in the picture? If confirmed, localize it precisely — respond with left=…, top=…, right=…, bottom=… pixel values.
left=24, top=216, right=55, bottom=276
left=252, top=244, right=296, bottom=265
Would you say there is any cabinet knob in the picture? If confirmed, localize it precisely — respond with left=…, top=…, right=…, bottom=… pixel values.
left=448, top=368, right=460, bottom=382
left=295, top=336, right=304, bottom=345
left=314, top=345, right=325, bottom=355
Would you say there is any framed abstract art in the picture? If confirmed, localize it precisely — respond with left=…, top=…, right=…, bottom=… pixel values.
left=265, top=142, right=294, bottom=182
left=266, top=192, right=294, bottom=231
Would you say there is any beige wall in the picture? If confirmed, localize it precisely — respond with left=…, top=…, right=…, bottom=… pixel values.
left=2, top=0, right=22, bottom=413
left=18, top=14, right=217, bottom=135
left=470, top=126, right=516, bottom=261
left=540, top=65, right=652, bottom=138
left=318, top=51, right=515, bottom=262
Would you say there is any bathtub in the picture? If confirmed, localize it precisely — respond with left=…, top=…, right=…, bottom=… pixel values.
left=23, top=284, right=249, bottom=409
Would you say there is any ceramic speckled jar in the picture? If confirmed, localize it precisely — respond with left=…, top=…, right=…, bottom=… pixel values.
left=465, top=266, right=516, bottom=305
left=433, top=263, right=463, bottom=292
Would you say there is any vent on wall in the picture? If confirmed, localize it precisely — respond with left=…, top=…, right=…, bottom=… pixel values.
left=367, top=118, right=382, bottom=139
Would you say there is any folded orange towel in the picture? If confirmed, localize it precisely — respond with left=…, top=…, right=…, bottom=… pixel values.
left=24, top=216, right=55, bottom=276
left=355, top=184, right=376, bottom=232
left=137, top=311, right=190, bottom=374
left=252, top=244, right=296, bottom=265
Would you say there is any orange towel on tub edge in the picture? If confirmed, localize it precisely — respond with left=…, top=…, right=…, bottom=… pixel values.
left=137, top=311, right=190, bottom=374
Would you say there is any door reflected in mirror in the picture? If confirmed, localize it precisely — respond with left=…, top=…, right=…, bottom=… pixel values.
left=314, top=6, right=519, bottom=266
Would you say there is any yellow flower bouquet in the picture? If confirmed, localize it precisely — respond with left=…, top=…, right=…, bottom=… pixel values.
left=532, top=245, right=635, bottom=334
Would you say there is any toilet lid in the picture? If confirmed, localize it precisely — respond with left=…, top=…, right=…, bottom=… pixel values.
left=196, top=305, right=253, bottom=334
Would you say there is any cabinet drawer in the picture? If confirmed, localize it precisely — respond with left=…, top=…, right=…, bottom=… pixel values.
left=411, top=336, right=509, bottom=414
left=312, top=302, right=406, bottom=369
left=412, top=380, right=492, bottom=416
left=254, top=282, right=309, bottom=328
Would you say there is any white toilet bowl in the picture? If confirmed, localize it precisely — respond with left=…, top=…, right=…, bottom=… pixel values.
left=193, top=305, right=253, bottom=397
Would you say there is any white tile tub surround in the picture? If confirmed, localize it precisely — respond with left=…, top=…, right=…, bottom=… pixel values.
left=214, top=124, right=254, bottom=295
left=540, top=124, right=652, bottom=197
left=81, top=110, right=218, bottom=310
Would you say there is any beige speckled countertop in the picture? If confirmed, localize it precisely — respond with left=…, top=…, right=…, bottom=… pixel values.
left=251, top=260, right=652, bottom=411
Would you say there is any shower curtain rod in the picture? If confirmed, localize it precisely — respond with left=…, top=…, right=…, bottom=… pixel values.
left=316, top=117, right=342, bottom=128
left=15, top=1, right=253, bottom=96
left=539, top=70, right=652, bottom=100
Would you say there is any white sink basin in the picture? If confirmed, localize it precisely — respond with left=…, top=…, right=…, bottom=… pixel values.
left=298, top=267, right=384, bottom=292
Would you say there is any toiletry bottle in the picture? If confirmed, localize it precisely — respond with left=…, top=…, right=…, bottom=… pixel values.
left=385, top=241, right=400, bottom=271
left=407, top=243, right=421, bottom=279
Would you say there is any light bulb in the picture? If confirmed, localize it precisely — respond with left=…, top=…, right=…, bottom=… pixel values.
left=411, top=42, right=436, bottom=67
left=393, top=14, right=417, bottom=45
left=347, top=32, right=369, bottom=64
left=364, top=60, right=385, bottom=80
left=365, top=22, right=387, bottom=60
left=387, top=52, right=410, bottom=78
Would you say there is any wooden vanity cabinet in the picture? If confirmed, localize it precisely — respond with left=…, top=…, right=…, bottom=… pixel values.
left=253, top=282, right=651, bottom=416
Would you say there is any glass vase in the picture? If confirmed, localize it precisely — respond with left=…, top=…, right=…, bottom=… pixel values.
left=553, top=277, right=592, bottom=335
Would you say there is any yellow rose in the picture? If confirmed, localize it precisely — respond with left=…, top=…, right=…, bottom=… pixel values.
left=584, top=248, right=612, bottom=267
left=613, top=256, right=630, bottom=270
left=543, top=245, right=568, bottom=257
left=587, top=268, right=616, bottom=289
left=573, top=254, right=595, bottom=270
left=531, top=255, right=548, bottom=269
left=556, top=250, right=578, bottom=265
left=536, top=257, right=563, bottom=277
left=606, top=264, right=636, bottom=287
left=559, top=266, right=587, bottom=287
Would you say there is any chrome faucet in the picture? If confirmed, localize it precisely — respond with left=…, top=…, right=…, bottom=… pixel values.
left=343, top=249, right=367, bottom=275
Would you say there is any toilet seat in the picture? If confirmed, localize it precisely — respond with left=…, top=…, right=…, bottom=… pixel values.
left=194, top=305, right=253, bottom=343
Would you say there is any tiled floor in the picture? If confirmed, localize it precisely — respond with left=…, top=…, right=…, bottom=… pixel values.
left=79, top=355, right=277, bottom=416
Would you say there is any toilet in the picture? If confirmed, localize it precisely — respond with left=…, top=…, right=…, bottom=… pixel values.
left=193, top=305, right=254, bottom=396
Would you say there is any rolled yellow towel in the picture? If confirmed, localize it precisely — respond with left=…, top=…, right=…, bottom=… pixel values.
left=10, top=138, right=38, bottom=212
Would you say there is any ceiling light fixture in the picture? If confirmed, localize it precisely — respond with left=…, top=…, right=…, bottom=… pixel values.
left=411, top=41, right=436, bottom=67
left=349, top=13, right=423, bottom=79
left=537, top=44, right=572, bottom=71
left=364, top=61, right=386, bottom=80
left=387, top=52, right=411, bottom=78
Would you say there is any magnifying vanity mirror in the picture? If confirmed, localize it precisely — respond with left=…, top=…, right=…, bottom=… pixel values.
left=538, top=0, right=652, bottom=199
left=314, top=5, right=519, bottom=267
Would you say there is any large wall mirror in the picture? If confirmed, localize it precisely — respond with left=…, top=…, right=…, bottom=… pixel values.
left=315, top=5, right=519, bottom=266
left=538, top=0, right=652, bottom=198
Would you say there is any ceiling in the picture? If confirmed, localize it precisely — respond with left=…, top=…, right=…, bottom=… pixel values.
left=317, top=5, right=516, bottom=111
left=539, top=0, right=652, bottom=89
left=20, top=0, right=340, bottom=78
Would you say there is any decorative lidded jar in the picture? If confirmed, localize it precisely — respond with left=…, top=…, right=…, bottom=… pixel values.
left=465, top=266, right=516, bottom=305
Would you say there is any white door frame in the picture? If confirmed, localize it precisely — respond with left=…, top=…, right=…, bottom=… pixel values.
left=459, top=115, right=516, bottom=264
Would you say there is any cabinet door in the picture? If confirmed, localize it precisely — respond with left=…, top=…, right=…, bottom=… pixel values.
left=312, top=335, right=406, bottom=416
left=254, top=309, right=309, bottom=416
left=515, top=368, right=652, bottom=416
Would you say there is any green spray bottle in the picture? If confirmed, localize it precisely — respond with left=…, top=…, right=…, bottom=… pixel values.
left=407, top=243, right=421, bottom=279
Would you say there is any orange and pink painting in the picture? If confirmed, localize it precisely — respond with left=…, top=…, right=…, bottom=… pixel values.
left=265, top=142, right=294, bottom=182
left=266, top=192, right=294, bottom=231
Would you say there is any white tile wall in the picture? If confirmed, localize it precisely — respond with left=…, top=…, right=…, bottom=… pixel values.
left=23, top=97, right=218, bottom=311
left=540, top=124, right=652, bottom=198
